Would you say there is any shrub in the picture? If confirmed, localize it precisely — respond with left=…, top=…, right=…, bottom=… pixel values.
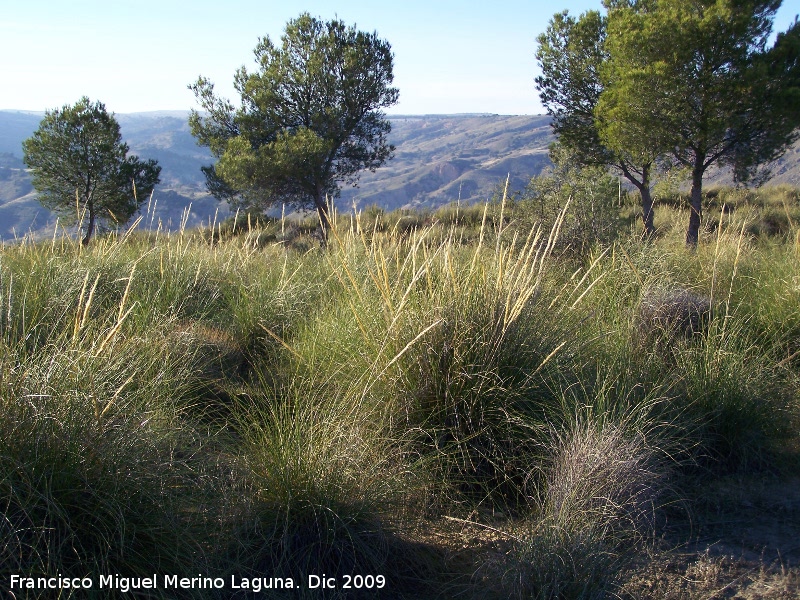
left=521, top=143, right=621, bottom=256
left=634, top=285, right=712, bottom=353
left=502, top=417, right=666, bottom=600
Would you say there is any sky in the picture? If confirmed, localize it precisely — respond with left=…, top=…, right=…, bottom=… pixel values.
left=2, top=0, right=798, bottom=116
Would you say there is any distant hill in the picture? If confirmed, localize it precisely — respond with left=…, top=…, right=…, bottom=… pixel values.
left=1, top=110, right=798, bottom=240
left=0, top=111, right=557, bottom=239
left=338, top=114, right=553, bottom=210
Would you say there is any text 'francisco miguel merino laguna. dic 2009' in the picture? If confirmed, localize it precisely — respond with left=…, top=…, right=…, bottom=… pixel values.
left=9, top=573, right=388, bottom=593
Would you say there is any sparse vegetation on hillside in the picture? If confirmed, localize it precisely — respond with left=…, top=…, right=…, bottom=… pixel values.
left=1, top=184, right=798, bottom=598
left=2, top=1, right=799, bottom=594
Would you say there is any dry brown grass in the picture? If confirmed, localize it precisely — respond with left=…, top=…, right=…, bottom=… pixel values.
left=635, top=285, right=712, bottom=350
left=620, top=550, right=800, bottom=599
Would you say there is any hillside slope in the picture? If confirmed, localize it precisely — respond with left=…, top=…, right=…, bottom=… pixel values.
left=338, top=114, right=553, bottom=210
left=1, top=109, right=798, bottom=240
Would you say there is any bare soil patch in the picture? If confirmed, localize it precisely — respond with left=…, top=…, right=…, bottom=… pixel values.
left=407, top=476, right=800, bottom=598
left=622, top=475, right=800, bottom=599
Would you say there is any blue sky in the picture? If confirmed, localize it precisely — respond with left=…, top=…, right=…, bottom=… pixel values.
left=2, top=0, right=798, bottom=115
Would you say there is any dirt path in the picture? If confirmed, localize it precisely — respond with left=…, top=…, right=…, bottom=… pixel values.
left=621, top=476, right=800, bottom=599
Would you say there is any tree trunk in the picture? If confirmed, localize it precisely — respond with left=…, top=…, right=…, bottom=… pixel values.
left=313, top=185, right=331, bottom=246
left=641, top=186, right=655, bottom=238
left=619, top=163, right=655, bottom=238
left=81, top=201, right=95, bottom=246
left=638, top=164, right=655, bottom=238
left=685, top=159, right=704, bottom=248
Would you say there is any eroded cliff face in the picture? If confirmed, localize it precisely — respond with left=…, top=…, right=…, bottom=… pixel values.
left=339, top=114, right=554, bottom=210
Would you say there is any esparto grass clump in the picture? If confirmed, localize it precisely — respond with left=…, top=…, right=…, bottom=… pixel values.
left=634, top=285, right=712, bottom=350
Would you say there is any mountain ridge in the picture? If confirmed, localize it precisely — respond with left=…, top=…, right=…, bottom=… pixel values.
left=1, top=110, right=798, bottom=240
